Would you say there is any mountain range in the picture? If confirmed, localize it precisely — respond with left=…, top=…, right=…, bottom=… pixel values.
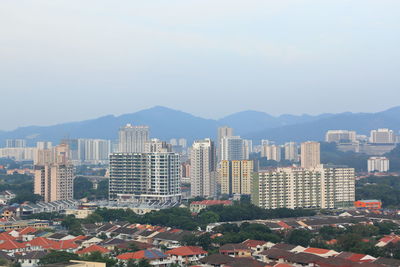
left=1, top=105, right=400, bottom=146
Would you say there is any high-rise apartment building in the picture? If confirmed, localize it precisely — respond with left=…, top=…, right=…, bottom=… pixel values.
left=144, top=139, right=172, bottom=153
left=252, top=166, right=355, bottom=209
left=190, top=139, right=216, bottom=198
left=368, top=157, right=390, bottom=173
left=219, top=160, right=253, bottom=195
left=34, top=144, right=75, bottom=202
left=243, top=140, right=253, bottom=160
left=77, top=139, right=111, bottom=164
left=217, top=126, right=233, bottom=161
left=118, top=124, right=149, bottom=153
left=178, top=138, right=187, bottom=148
left=370, top=129, right=396, bottom=144
left=284, top=142, right=299, bottom=162
left=325, top=130, right=357, bottom=143
left=220, top=136, right=244, bottom=161
left=6, top=139, right=26, bottom=148
left=109, top=152, right=181, bottom=203
left=300, top=141, right=320, bottom=169
left=36, top=141, right=52, bottom=150
left=261, top=144, right=281, bottom=162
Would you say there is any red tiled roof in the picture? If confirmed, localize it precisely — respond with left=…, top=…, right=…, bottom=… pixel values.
left=304, top=248, right=332, bottom=254
left=51, top=240, right=78, bottom=250
left=76, top=244, right=109, bottom=255
left=25, top=237, right=56, bottom=248
left=191, top=200, right=233, bottom=206
left=277, top=221, right=291, bottom=229
left=167, top=246, right=207, bottom=256
left=18, top=227, right=37, bottom=235
left=379, top=236, right=393, bottom=243
left=25, top=237, right=78, bottom=250
left=117, top=249, right=167, bottom=260
left=242, top=240, right=267, bottom=248
left=0, top=239, right=26, bottom=250
left=0, top=233, right=16, bottom=242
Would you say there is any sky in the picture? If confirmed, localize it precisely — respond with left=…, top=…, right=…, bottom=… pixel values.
left=1, top=0, right=400, bottom=131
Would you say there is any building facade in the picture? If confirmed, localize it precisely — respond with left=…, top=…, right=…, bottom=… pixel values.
left=220, top=136, right=245, bottom=161
left=5, top=139, right=26, bottom=148
left=261, top=144, right=281, bottom=162
left=325, top=130, right=357, bottom=143
left=300, top=141, right=320, bottom=169
left=34, top=144, right=75, bottom=202
left=370, top=129, right=396, bottom=144
left=252, top=166, right=355, bottom=209
left=109, top=152, right=181, bottom=203
left=144, top=139, right=172, bottom=153
left=284, top=142, right=299, bottom=162
left=217, top=126, right=234, bottom=161
left=190, top=139, right=216, bottom=198
left=118, top=124, right=149, bottom=153
left=219, top=160, right=254, bottom=195
left=368, top=157, right=390, bottom=172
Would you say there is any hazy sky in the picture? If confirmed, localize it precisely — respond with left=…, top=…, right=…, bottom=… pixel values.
left=1, top=0, right=400, bottom=130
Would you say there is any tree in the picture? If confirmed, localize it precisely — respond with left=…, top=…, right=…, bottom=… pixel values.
left=10, top=193, right=42, bottom=204
left=62, top=215, right=83, bottom=235
left=80, top=251, right=118, bottom=267
left=198, top=211, right=219, bottom=226
left=287, top=229, right=313, bottom=247
left=38, top=251, right=79, bottom=265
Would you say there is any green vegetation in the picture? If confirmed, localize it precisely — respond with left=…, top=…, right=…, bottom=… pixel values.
left=288, top=222, right=400, bottom=259
left=0, top=173, right=42, bottom=204
left=321, top=143, right=400, bottom=172
left=356, top=175, right=400, bottom=208
left=213, top=223, right=282, bottom=245
left=320, top=142, right=369, bottom=171
left=73, top=177, right=109, bottom=200
left=38, top=251, right=80, bottom=265
left=38, top=251, right=118, bottom=267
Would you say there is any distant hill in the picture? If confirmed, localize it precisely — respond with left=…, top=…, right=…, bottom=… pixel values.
left=1, top=105, right=400, bottom=146
left=244, top=110, right=400, bottom=143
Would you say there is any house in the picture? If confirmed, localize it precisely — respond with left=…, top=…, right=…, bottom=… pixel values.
left=113, top=227, right=139, bottom=240
left=117, top=249, right=172, bottom=267
left=242, top=239, right=274, bottom=254
left=115, top=240, right=153, bottom=251
left=219, top=243, right=252, bottom=258
left=258, top=248, right=295, bottom=264
left=335, top=252, right=376, bottom=263
left=99, top=238, right=128, bottom=250
left=166, top=246, right=208, bottom=265
left=200, top=254, right=267, bottom=267
left=200, top=253, right=235, bottom=266
left=47, top=233, right=76, bottom=241
left=190, top=200, right=233, bottom=213
left=0, top=190, right=16, bottom=204
left=302, top=247, right=339, bottom=258
left=16, top=251, right=48, bottom=267
left=76, top=244, right=110, bottom=255
left=74, top=236, right=103, bottom=249
left=375, top=235, right=400, bottom=247
left=152, top=229, right=192, bottom=248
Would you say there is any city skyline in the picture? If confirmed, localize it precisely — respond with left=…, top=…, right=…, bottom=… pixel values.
left=1, top=1, right=400, bottom=130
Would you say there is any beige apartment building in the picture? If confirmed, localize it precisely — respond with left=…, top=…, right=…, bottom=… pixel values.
left=219, top=160, right=254, bottom=195
left=300, top=141, right=320, bottom=169
left=252, top=166, right=355, bottom=209
left=34, top=144, right=75, bottom=202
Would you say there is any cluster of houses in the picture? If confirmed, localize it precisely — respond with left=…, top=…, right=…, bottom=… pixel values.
left=1, top=219, right=400, bottom=267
